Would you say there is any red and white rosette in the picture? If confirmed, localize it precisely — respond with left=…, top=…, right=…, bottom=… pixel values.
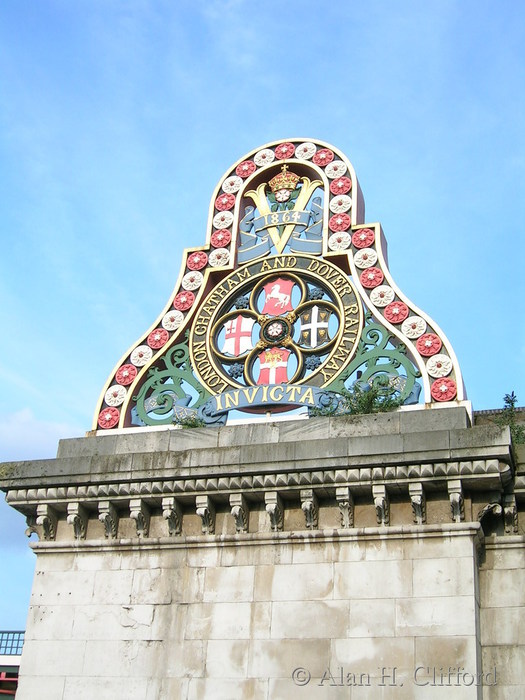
left=211, top=229, right=231, bottom=247
left=254, top=148, right=275, bottom=167
left=370, top=285, right=394, bottom=307
left=431, top=377, right=457, bottom=401
left=130, top=345, right=153, bottom=367
left=235, top=160, right=256, bottom=178
left=173, top=291, right=195, bottom=311
left=330, top=176, right=352, bottom=195
left=325, top=160, right=347, bottom=179
left=426, top=354, right=453, bottom=378
left=329, top=195, right=352, bottom=214
left=147, top=328, right=169, bottom=349
left=384, top=301, right=409, bottom=324
left=215, top=193, right=235, bottom=211
left=209, top=248, right=230, bottom=267
left=352, top=228, right=375, bottom=248
left=182, top=271, right=203, bottom=291
left=162, top=310, right=184, bottom=331
left=275, top=142, right=295, bottom=159
left=213, top=211, right=234, bottom=229
left=187, top=251, right=208, bottom=270
left=329, top=213, right=351, bottom=232
left=401, top=316, right=427, bottom=339
left=313, top=148, right=334, bottom=167
left=416, top=333, right=442, bottom=357
left=98, top=406, right=120, bottom=430
left=104, top=385, right=127, bottom=407
left=328, top=232, right=351, bottom=251
left=360, top=267, right=384, bottom=289
left=295, top=142, right=316, bottom=160
left=222, top=175, right=242, bottom=193
left=116, top=364, right=137, bottom=386
left=353, top=248, right=377, bottom=269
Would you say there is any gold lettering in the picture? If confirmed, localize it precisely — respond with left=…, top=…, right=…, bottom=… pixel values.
left=241, top=386, right=259, bottom=404
left=215, top=393, right=223, bottom=412
left=236, top=267, right=251, bottom=282
left=261, top=385, right=269, bottom=402
left=285, top=385, right=302, bottom=402
left=261, top=259, right=271, bottom=272
left=224, top=391, right=240, bottom=409
left=269, top=385, right=284, bottom=402
left=299, top=387, right=315, bottom=405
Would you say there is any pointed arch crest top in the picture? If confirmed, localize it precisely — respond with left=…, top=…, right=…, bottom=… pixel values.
left=94, top=138, right=465, bottom=431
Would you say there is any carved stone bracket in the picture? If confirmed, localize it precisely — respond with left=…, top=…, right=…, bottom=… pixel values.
left=265, top=492, right=283, bottom=532
left=25, top=514, right=38, bottom=539
left=162, top=497, right=182, bottom=536
left=130, top=499, right=150, bottom=538
left=336, top=487, right=354, bottom=528
left=409, top=483, right=426, bottom=525
left=196, top=495, right=215, bottom=534
left=229, top=493, right=249, bottom=533
left=98, top=501, right=119, bottom=539
left=36, top=504, right=57, bottom=541
left=300, top=489, right=318, bottom=530
left=67, top=502, right=88, bottom=540
left=503, top=493, right=518, bottom=534
left=372, top=485, right=389, bottom=526
left=448, top=480, right=465, bottom=523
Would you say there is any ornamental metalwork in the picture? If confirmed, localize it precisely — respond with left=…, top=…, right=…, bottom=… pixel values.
left=93, top=138, right=465, bottom=430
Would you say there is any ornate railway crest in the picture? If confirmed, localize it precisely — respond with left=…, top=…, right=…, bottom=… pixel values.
left=93, top=139, right=465, bottom=430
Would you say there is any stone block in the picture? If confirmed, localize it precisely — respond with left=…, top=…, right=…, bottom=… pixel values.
left=57, top=435, right=118, bottom=458
left=19, top=639, right=86, bottom=676
left=480, top=606, right=525, bottom=645
left=130, top=567, right=174, bottom=604
left=480, top=568, right=525, bottom=607
left=163, top=639, right=205, bottom=678
left=71, top=604, right=157, bottom=641
left=414, top=635, right=477, bottom=671
left=63, top=675, right=150, bottom=699
left=26, top=604, right=74, bottom=640
left=412, top=557, right=475, bottom=597
left=93, top=569, right=133, bottom=605
left=402, top=430, right=451, bottom=456
left=329, top=412, right=401, bottom=438
left=333, top=636, right=414, bottom=673
left=30, top=569, right=95, bottom=606
left=400, top=406, right=470, bottom=433
left=254, top=562, right=334, bottom=601
left=203, top=565, right=255, bottom=602
left=184, top=602, right=253, bottom=640
left=334, top=560, right=412, bottom=599
left=15, top=674, right=65, bottom=700
left=395, top=596, right=476, bottom=636
left=205, top=639, right=249, bottom=678
left=115, top=430, right=171, bottom=455
left=248, top=638, right=330, bottom=679
left=348, top=599, right=396, bottom=637
left=250, top=601, right=272, bottom=639
left=481, top=645, right=525, bottom=688
left=270, top=601, right=349, bottom=639
left=82, top=639, right=164, bottom=677
left=187, top=678, right=268, bottom=700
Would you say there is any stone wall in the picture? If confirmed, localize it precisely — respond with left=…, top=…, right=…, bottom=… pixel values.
left=1, top=406, right=523, bottom=699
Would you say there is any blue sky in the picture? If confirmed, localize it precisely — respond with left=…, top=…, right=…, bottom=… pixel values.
left=1, top=0, right=524, bottom=628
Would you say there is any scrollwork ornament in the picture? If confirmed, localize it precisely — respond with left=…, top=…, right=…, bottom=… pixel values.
left=104, top=385, right=127, bottom=407
left=426, top=353, right=453, bottom=378
left=325, top=160, right=348, bottom=178
left=354, top=248, right=378, bottom=269
left=401, top=315, right=427, bottom=338
left=130, top=345, right=153, bottom=366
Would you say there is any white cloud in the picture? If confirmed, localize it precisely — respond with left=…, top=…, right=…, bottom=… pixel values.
left=0, top=409, right=83, bottom=463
